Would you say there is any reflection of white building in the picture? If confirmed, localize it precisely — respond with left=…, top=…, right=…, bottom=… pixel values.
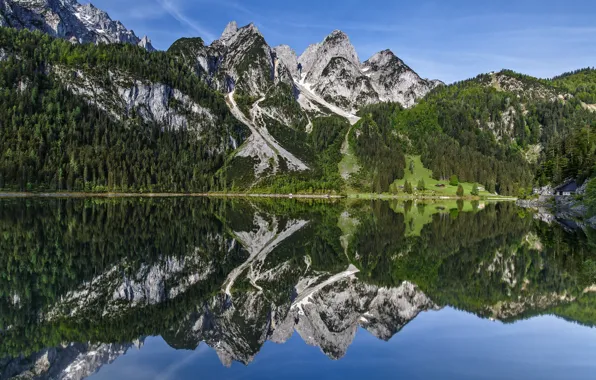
left=554, top=180, right=578, bottom=196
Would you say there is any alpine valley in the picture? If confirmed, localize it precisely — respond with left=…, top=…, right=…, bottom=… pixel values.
left=0, top=0, right=595, bottom=201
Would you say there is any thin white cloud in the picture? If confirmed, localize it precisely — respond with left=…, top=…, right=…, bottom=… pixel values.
left=126, top=6, right=164, bottom=21
left=157, top=0, right=216, bottom=41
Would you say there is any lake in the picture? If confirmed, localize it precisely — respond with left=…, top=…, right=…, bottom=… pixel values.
left=1, top=198, right=595, bottom=379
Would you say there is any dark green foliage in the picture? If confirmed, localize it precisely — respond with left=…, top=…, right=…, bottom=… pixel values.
left=586, top=178, right=596, bottom=214
left=0, top=27, right=246, bottom=193
left=551, top=67, right=596, bottom=104
left=537, top=125, right=596, bottom=186
left=252, top=115, right=349, bottom=193
left=417, top=179, right=426, bottom=191
left=234, top=91, right=258, bottom=118
left=404, top=180, right=413, bottom=194
left=456, top=185, right=464, bottom=197
left=450, top=175, right=459, bottom=186
left=358, top=70, right=596, bottom=195
left=349, top=111, right=405, bottom=193
left=260, top=83, right=307, bottom=130
left=471, top=183, right=480, bottom=196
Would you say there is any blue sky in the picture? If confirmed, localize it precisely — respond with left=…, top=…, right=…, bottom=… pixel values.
left=86, top=0, right=595, bottom=83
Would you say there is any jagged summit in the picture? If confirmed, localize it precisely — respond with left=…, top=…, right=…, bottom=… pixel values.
left=299, top=29, right=360, bottom=80
left=365, top=49, right=403, bottom=67
left=219, top=21, right=261, bottom=46
left=0, top=0, right=155, bottom=50
left=274, top=44, right=299, bottom=78
left=325, top=29, right=349, bottom=41
left=220, top=20, right=238, bottom=43
left=138, top=35, right=155, bottom=51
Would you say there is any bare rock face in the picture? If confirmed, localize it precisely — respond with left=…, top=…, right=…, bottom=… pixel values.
left=185, top=21, right=294, bottom=97
left=298, top=31, right=375, bottom=112
left=0, top=0, right=154, bottom=51
left=363, top=49, right=441, bottom=108
left=0, top=8, right=6, bottom=26
left=137, top=35, right=154, bottom=51
left=300, top=30, right=361, bottom=83
left=289, top=278, right=437, bottom=358
left=273, top=44, right=299, bottom=79
left=0, top=342, right=141, bottom=380
left=165, top=23, right=441, bottom=179
left=297, top=30, right=440, bottom=111
left=53, top=67, right=219, bottom=136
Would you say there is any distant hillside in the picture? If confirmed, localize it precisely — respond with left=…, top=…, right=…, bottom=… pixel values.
left=347, top=70, right=596, bottom=194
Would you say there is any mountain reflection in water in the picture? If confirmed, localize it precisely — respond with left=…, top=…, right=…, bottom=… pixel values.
left=0, top=198, right=595, bottom=379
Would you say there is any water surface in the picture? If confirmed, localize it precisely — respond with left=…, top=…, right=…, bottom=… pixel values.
left=1, top=198, right=595, bottom=379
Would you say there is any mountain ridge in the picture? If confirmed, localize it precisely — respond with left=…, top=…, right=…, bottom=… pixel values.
left=0, top=0, right=594, bottom=196
left=0, top=0, right=155, bottom=50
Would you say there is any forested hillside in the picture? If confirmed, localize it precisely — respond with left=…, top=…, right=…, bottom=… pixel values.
left=538, top=68, right=596, bottom=185
left=0, top=26, right=594, bottom=195
left=0, top=28, right=246, bottom=192
left=350, top=70, right=596, bottom=195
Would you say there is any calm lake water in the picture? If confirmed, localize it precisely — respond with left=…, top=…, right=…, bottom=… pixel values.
left=1, top=198, right=595, bottom=379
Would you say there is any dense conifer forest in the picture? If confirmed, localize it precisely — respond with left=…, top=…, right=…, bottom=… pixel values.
left=0, top=28, right=595, bottom=196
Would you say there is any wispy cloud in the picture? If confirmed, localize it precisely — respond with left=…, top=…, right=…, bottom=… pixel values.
left=216, top=0, right=259, bottom=18
left=125, top=6, right=164, bottom=21
left=157, top=0, right=216, bottom=41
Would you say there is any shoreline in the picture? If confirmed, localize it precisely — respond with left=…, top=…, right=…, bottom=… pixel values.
left=0, top=191, right=516, bottom=201
left=0, top=192, right=344, bottom=199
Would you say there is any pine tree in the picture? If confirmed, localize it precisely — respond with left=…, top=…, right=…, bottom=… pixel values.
left=417, top=179, right=426, bottom=191
left=471, top=183, right=480, bottom=196
left=405, top=180, right=413, bottom=194
left=457, top=184, right=464, bottom=197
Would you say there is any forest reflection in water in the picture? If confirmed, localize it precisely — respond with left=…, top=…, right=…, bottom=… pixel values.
left=0, top=197, right=595, bottom=379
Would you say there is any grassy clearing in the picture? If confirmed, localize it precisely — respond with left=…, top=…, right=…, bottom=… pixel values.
left=389, top=200, right=483, bottom=236
left=337, top=211, right=360, bottom=254
left=338, top=127, right=360, bottom=182
left=392, top=155, right=494, bottom=197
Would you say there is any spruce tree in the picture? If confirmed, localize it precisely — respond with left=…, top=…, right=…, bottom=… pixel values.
left=471, top=183, right=480, bottom=196
left=457, top=185, right=464, bottom=197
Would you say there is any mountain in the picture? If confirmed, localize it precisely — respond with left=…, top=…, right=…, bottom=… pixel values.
left=166, top=22, right=441, bottom=188
left=0, top=0, right=594, bottom=196
left=297, top=31, right=440, bottom=111
left=3, top=198, right=595, bottom=375
left=0, top=341, right=143, bottom=380
left=0, top=0, right=154, bottom=50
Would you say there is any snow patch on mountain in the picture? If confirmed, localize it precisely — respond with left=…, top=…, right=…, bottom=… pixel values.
left=0, top=0, right=155, bottom=51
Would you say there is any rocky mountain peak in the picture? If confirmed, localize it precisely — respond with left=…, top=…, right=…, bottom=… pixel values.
left=138, top=35, right=155, bottom=52
left=365, top=49, right=402, bottom=68
left=219, top=21, right=262, bottom=46
left=298, top=29, right=360, bottom=84
left=220, top=20, right=238, bottom=43
left=273, top=44, right=299, bottom=78
left=325, top=29, right=349, bottom=41
left=0, top=0, right=154, bottom=50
